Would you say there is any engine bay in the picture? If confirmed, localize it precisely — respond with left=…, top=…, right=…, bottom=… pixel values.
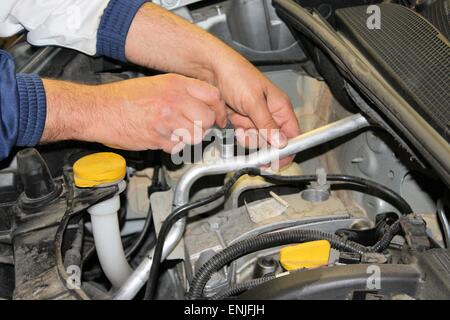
left=0, top=0, right=449, bottom=300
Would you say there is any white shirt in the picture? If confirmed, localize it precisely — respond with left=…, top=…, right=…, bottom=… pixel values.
left=0, top=0, right=110, bottom=55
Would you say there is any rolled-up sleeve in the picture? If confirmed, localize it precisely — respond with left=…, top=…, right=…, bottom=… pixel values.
left=97, top=0, right=149, bottom=62
left=0, top=0, right=150, bottom=159
left=0, top=0, right=148, bottom=59
left=0, top=50, right=46, bottom=160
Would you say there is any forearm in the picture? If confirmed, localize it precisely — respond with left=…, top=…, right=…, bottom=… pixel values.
left=125, top=3, right=241, bottom=84
left=41, top=79, right=103, bottom=144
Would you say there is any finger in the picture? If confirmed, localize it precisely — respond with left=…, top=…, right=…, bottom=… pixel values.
left=185, top=77, right=221, bottom=105
left=228, top=110, right=255, bottom=130
left=181, top=95, right=217, bottom=130
left=229, top=111, right=271, bottom=149
left=185, top=78, right=227, bottom=127
left=262, top=86, right=300, bottom=167
left=245, top=92, right=288, bottom=148
left=235, top=128, right=265, bottom=150
left=266, top=86, right=301, bottom=139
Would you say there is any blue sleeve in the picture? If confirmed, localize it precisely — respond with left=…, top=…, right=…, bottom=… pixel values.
left=0, top=50, right=46, bottom=160
left=96, top=0, right=149, bottom=62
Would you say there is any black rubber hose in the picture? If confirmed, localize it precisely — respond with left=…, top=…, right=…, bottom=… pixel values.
left=143, top=168, right=261, bottom=300
left=125, top=207, right=154, bottom=259
left=188, top=229, right=370, bottom=300
left=125, top=166, right=163, bottom=260
left=262, top=174, right=413, bottom=215
left=211, top=276, right=276, bottom=300
left=370, top=220, right=401, bottom=252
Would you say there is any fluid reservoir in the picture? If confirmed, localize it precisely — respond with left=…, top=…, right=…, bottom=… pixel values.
left=73, top=152, right=132, bottom=289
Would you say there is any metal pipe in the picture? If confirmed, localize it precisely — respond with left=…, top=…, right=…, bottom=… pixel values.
left=113, top=113, right=369, bottom=299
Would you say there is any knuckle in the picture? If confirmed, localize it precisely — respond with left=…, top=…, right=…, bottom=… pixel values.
left=161, top=97, right=179, bottom=115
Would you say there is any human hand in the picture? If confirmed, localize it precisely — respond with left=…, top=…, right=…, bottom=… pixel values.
left=212, top=52, right=301, bottom=166
left=42, top=74, right=227, bottom=154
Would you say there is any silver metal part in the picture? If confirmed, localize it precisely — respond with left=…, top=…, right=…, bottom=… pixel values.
left=218, top=122, right=235, bottom=160
left=301, top=168, right=330, bottom=202
left=113, top=114, right=369, bottom=299
left=254, top=257, right=278, bottom=278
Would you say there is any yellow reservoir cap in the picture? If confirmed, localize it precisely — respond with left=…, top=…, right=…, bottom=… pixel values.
left=73, top=152, right=126, bottom=188
left=280, top=240, right=331, bottom=271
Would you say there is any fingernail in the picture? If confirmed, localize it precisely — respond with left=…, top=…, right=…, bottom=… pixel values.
left=271, top=131, right=287, bottom=148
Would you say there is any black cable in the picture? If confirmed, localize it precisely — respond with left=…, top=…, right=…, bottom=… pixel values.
left=371, top=220, right=401, bottom=252
left=211, top=276, right=276, bottom=300
left=188, top=228, right=370, bottom=300
left=125, top=166, right=161, bottom=259
left=261, top=173, right=413, bottom=215
left=124, top=206, right=154, bottom=259
left=125, top=166, right=160, bottom=259
left=125, top=166, right=163, bottom=259
left=143, top=168, right=261, bottom=300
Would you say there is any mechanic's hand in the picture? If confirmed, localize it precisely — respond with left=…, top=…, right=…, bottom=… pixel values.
left=42, top=74, right=227, bottom=154
left=124, top=3, right=299, bottom=162
left=212, top=52, right=301, bottom=166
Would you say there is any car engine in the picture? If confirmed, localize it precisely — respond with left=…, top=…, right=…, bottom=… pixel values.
left=0, top=0, right=449, bottom=300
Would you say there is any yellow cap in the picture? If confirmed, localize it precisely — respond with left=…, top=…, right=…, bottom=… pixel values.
left=73, top=152, right=126, bottom=188
left=279, top=240, right=331, bottom=271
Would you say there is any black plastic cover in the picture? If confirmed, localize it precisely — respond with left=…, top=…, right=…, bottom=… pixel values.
left=335, top=3, right=450, bottom=141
